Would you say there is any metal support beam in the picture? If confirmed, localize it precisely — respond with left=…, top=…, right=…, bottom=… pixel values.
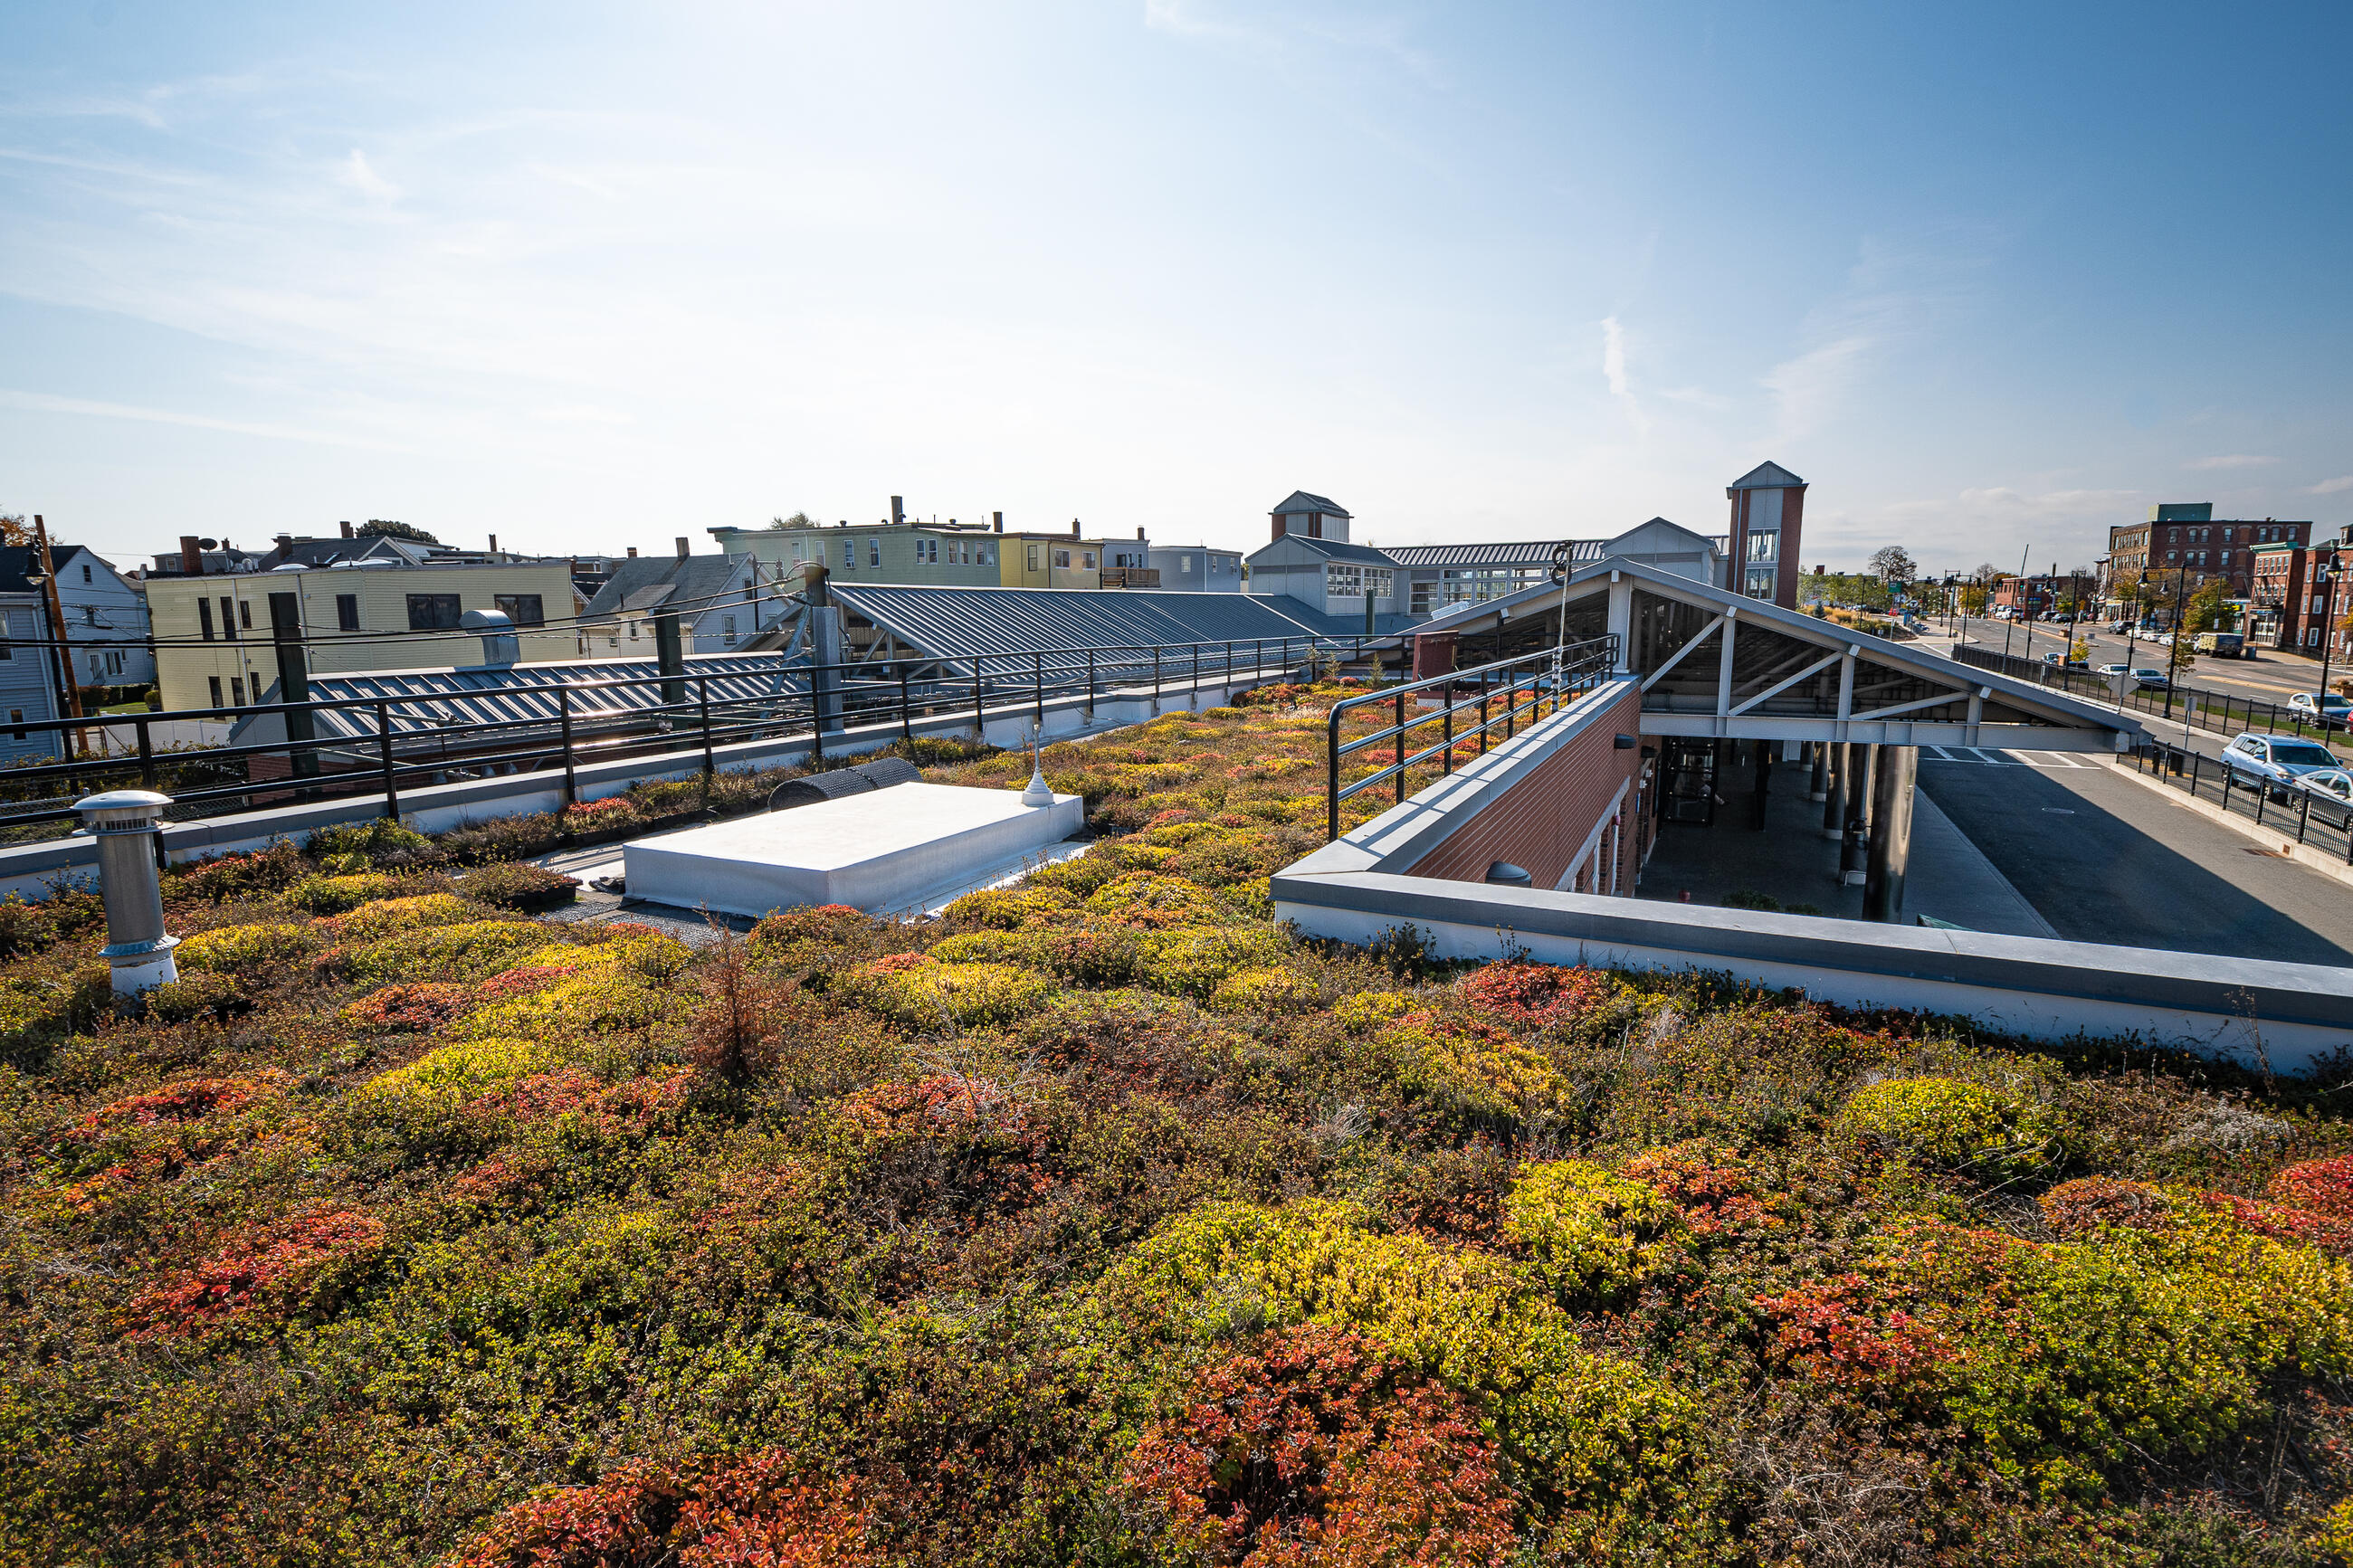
left=1808, top=738, right=1828, bottom=803
left=1729, top=647, right=1843, bottom=718
left=1821, top=739, right=1844, bottom=840
left=1637, top=611, right=1725, bottom=691
left=1605, top=573, right=1634, bottom=672
left=1838, top=742, right=1871, bottom=886
left=1863, top=745, right=1916, bottom=922
left=1714, top=611, right=1738, bottom=732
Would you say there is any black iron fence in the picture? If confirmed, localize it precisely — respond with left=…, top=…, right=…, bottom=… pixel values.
left=0, top=634, right=1372, bottom=841
left=1325, top=636, right=1621, bottom=841
left=1952, top=643, right=2348, bottom=747
left=2129, top=739, right=2353, bottom=868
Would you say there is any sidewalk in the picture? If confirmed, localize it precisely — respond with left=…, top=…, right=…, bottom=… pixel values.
left=1634, top=752, right=2056, bottom=936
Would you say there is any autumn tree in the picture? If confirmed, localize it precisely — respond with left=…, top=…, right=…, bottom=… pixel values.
left=1866, top=545, right=1918, bottom=583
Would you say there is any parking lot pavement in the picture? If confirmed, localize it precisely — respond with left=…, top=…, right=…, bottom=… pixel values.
left=1916, top=747, right=2353, bottom=966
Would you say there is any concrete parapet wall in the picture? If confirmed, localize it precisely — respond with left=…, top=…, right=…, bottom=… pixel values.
left=1271, top=868, right=2353, bottom=1073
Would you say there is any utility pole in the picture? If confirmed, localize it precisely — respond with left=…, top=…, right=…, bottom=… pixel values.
left=31, top=516, right=85, bottom=756
left=2164, top=567, right=2191, bottom=724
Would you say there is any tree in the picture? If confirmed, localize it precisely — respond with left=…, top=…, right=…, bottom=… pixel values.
left=1970, top=562, right=2001, bottom=584
left=1867, top=545, right=1918, bottom=583
left=357, top=518, right=439, bottom=546
left=767, top=511, right=817, bottom=530
left=1958, top=582, right=1991, bottom=616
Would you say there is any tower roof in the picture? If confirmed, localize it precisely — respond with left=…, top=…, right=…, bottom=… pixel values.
left=1271, top=489, right=1349, bottom=518
left=1726, top=461, right=1806, bottom=493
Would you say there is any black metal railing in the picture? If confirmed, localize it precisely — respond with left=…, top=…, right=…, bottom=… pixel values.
left=1324, top=636, right=1620, bottom=841
left=1953, top=643, right=2348, bottom=746
left=2129, top=739, right=2353, bottom=867
left=0, top=633, right=1384, bottom=841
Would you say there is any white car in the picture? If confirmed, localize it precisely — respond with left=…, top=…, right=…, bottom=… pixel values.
left=2223, top=733, right=2345, bottom=799
left=2291, top=768, right=2353, bottom=830
left=2094, top=662, right=2129, bottom=678
left=2287, top=691, right=2351, bottom=730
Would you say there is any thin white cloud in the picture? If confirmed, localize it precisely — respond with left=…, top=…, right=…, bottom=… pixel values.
left=2185, top=453, right=2275, bottom=470
left=337, top=148, right=398, bottom=203
left=1599, top=314, right=1647, bottom=435
left=0, top=389, right=410, bottom=451
left=2309, top=475, right=2353, bottom=495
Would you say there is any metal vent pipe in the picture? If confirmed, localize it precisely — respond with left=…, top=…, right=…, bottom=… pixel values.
left=75, top=790, right=179, bottom=997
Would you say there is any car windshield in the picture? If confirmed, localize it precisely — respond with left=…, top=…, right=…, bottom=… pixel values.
left=2270, top=743, right=2339, bottom=766
left=2306, top=693, right=2351, bottom=709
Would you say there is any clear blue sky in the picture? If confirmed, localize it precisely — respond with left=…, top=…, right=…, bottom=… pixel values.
left=2, top=1, right=2347, bottom=575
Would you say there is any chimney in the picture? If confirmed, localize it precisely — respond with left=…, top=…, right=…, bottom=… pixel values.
left=1070, top=518, right=1081, bottom=537
left=272, top=534, right=295, bottom=561
left=675, top=537, right=690, bottom=559
left=993, top=512, right=1003, bottom=533
left=891, top=496, right=904, bottom=526
left=1136, top=527, right=1146, bottom=540
left=178, top=536, right=203, bottom=575
left=338, top=519, right=355, bottom=539
left=489, top=533, right=499, bottom=556
left=626, top=546, right=638, bottom=558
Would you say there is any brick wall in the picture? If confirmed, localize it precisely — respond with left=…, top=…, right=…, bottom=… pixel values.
left=1404, top=686, right=1645, bottom=890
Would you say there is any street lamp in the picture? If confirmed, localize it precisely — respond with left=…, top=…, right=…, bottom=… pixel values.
left=2316, top=549, right=2343, bottom=736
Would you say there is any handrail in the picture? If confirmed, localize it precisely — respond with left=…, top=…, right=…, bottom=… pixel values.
left=1324, top=636, right=1619, bottom=841
left=0, top=631, right=1392, bottom=838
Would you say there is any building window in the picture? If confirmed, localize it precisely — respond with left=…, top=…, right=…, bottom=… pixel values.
left=1027, top=545, right=1041, bottom=571
left=869, top=540, right=880, bottom=566
left=1182, top=556, right=1196, bottom=574
left=1745, top=565, right=1777, bottom=598
left=336, top=594, right=360, bottom=632
left=980, top=546, right=993, bottom=565
left=198, top=598, right=215, bottom=641
left=107, top=650, right=124, bottom=676
left=238, top=599, right=252, bottom=631
left=1746, top=529, right=1778, bottom=563
left=406, top=594, right=464, bottom=630
left=230, top=678, right=245, bottom=707
left=7, top=710, right=19, bottom=740
left=494, top=594, right=545, bottom=627
left=220, top=596, right=237, bottom=639
left=843, top=540, right=855, bottom=567
left=1054, top=549, right=1072, bottom=569
left=1082, top=551, right=1096, bottom=570
left=628, top=620, right=640, bottom=640
left=208, top=676, right=223, bottom=708
left=80, top=564, right=90, bottom=584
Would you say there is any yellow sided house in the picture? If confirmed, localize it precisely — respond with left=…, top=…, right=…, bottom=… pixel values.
left=144, top=559, right=583, bottom=713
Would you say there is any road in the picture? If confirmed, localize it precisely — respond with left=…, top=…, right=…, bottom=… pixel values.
left=1932, top=616, right=2339, bottom=703
left=1915, top=746, right=2353, bottom=968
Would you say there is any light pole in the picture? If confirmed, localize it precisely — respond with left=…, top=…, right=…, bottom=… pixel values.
left=2164, top=568, right=2190, bottom=724
left=2315, top=549, right=2343, bottom=735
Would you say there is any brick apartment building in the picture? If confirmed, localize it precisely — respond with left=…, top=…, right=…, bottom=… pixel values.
left=2106, top=502, right=2308, bottom=602
left=2250, top=533, right=2353, bottom=658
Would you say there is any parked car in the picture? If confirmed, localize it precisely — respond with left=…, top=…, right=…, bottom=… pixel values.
left=2287, top=691, right=2351, bottom=730
left=2194, top=632, right=2244, bottom=658
left=2223, top=733, right=2346, bottom=799
left=2094, top=661, right=2130, bottom=678
left=2291, top=768, right=2353, bottom=830
left=2130, top=668, right=2170, bottom=689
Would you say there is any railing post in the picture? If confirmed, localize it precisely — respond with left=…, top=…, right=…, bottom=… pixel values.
left=900, top=665, right=914, bottom=740
left=557, top=687, right=576, bottom=807
left=377, top=700, right=400, bottom=820
left=698, top=674, right=714, bottom=784
left=973, top=656, right=987, bottom=743
left=2298, top=787, right=2312, bottom=844
left=1192, top=644, right=1200, bottom=707
left=1393, top=687, right=1406, bottom=803
left=136, top=717, right=156, bottom=791
left=1442, top=688, right=1453, bottom=774
left=1152, top=647, right=1161, bottom=712
left=1086, top=650, right=1096, bottom=717
left=1033, top=651, right=1044, bottom=728
left=811, top=668, right=825, bottom=766
left=1327, top=709, right=1341, bottom=841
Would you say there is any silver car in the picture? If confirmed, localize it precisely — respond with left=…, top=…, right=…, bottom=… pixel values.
left=2223, top=733, right=2346, bottom=800
left=2291, top=768, right=2353, bottom=830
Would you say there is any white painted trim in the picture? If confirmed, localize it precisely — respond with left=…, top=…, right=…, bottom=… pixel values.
left=1637, top=613, right=1722, bottom=692
left=1555, top=775, right=1632, bottom=892
left=1729, top=648, right=1843, bottom=717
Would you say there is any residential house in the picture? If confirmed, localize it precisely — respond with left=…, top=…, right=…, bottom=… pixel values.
left=143, top=558, right=584, bottom=712
left=709, top=500, right=1147, bottom=592
left=0, top=555, right=66, bottom=764
left=1146, top=544, right=1243, bottom=592
left=0, top=545, right=153, bottom=689
left=578, top=554, right=776, bottom=659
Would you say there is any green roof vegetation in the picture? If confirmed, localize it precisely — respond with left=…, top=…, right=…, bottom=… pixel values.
left=1, top=683, right=2349, bottom=1564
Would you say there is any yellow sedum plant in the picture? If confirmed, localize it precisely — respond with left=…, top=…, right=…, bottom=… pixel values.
left=357, top=1036, right=562, bottom=1109
left=1206, top=965, right=1321, bottom=1015
left=836, top=957, right=1058, bottom=1031
left=325, top=894, right=491, bottom=945
left=1095, top=1198, right=1720, bottom=1551
left=345, top=920, right=573, bottom=985
left=1507, top=1159, right=1684, bottom=1307
left=1834, top=1074, right=2068, bottom=1184
left=176, top=922, right=317, bottom=974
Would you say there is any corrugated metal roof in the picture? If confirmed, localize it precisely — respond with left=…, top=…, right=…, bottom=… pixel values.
left=829, top=583, right=1329, bottom=659
left=1380, top=540, right=1601, bottom=568
left=1727, top=461, right=1805, bottom=491
left=246, top=653, right=802, bottom=743
left=1272, top=489, right=1349, bottom=517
